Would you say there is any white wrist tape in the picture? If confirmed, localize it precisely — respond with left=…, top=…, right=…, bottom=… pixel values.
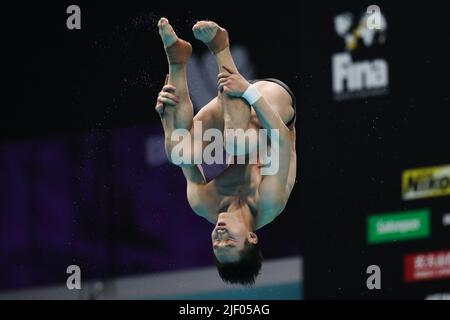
left=242, top=84, right=262, bottom=105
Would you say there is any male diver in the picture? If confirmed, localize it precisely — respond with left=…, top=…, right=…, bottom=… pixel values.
left=155, top=18, right=297, bottom=285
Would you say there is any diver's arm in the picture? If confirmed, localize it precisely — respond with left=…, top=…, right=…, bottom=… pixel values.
left=254, top=92, right=295, bottom=219
left=184, top=171, right=221, bottom=223
left=251, top=96, right=290, bottom=141
left=257, top=132, right=291, bottom=216
left=218, top=69, right=290, bottom=141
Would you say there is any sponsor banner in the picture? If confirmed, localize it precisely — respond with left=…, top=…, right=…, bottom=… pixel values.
left=367, top=209, right=430, bottom=244
left=402, top=165, right=450, bottom=200
left=404, top=249, right=450, bottom=283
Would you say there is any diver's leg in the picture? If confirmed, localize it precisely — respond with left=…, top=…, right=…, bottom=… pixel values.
left=192, top=21, right=252, bottom=145
left=192, top=21, right=237, bottom=74
left=158, top=17, right=193, bottom=130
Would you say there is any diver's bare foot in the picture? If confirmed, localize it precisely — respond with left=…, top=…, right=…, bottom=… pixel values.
left=158, top=17, right=177, bottom=48
left=192, top=20, right=229, bottom=54
left=158, top=17, right=192, bottom=64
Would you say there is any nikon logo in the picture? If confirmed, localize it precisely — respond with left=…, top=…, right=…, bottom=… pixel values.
left=402, top=165, right=450, bottom=200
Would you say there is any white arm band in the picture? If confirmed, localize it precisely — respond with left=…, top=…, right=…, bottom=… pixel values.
left=242, top=84, right=262, bottom=105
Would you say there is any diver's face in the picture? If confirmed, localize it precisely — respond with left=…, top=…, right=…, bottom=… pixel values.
left=211, top=212, right=248, bottom=263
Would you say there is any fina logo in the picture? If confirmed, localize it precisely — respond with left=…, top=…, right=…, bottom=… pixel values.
left=332, top=7, right=389, bottom=101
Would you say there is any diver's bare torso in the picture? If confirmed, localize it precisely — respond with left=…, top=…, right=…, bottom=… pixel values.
left=192, top=81, right=297, bottom=230
left=203, top=143, right=296, bottom=230
left=212, top=163, right=262, bottom=220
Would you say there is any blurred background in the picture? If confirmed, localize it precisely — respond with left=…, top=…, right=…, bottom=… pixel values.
left=0, top=1, right=448, bottom=299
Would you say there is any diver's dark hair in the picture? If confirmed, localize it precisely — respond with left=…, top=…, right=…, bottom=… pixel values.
left=214, top=239, right=263, bottom=286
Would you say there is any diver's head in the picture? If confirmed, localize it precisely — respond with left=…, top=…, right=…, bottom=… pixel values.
left=211, top=211, right=262, bottom=286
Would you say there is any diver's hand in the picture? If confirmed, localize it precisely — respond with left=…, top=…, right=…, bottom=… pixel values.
left=155, top=76, right=179, bottom=118
left=217, top=66, right=250, bottom=98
